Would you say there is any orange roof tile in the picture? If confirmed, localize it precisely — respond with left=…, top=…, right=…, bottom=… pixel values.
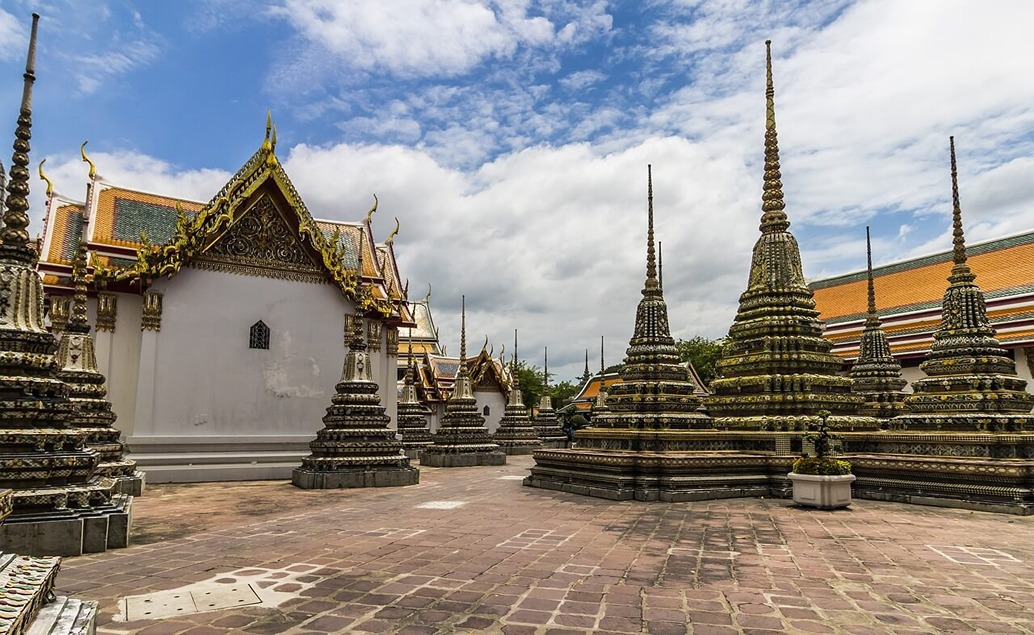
left=812, top=231, right=1034, bottom=323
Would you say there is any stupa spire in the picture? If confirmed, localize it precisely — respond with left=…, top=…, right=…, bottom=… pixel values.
left=949, top=136, right=970, bottom=272
left=645, top=165, right=658, bottom=290
left=1, top=13, right=39, bottom=264
left=866, top=227, right=877, bottom=318
left=453, top=295, right=474, bottom=400
left=658, top=240, right=663, bottom=290
left=66, top=242, right=91, bottom=334
left=760, top=40, right=789, bottom=234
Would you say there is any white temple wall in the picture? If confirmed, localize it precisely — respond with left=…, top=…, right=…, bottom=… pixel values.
left=475, top=389, right=506, bottom=433
left=93, top=293, right=144, bottom=439
left=117, top=267, right=399, bottom=482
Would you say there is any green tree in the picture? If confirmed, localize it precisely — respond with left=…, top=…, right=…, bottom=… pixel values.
left=675, top=336, right=726, bottom=386
left=551, top=380, right=580, bottom=407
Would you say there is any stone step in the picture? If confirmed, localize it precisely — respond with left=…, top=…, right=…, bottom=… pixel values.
left=26, top=597, right=97, bottom=635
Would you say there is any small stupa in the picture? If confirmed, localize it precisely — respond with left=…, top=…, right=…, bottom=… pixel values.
left=0, top=13, right=130, bottom=557
left=419, top=296, right=506, bottom=466
left=533, top=347, right=567, bottom=448
left=397, top=330, right=433, bottom=458
left=54, top=244, right=144, bottom=495
left=849, top=227, right=908, bottom=421
left=894, top=138, right=1034, bottom=432
left=292, top=241, right=418, bottom=488
left=704, top=41, right=875, bottom=431
left=492, top=330, right=541, bottom=455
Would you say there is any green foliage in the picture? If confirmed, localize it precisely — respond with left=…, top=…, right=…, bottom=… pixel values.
left=604, top=363, right=624, bottom=374
left=569, top=414, right=589, bottom=428
left=791, top=457, right=853, bottom=475
left=514, top=361, right=543, bottom=408
left=551, top=380, right=579, bottom=406
left=793, top=409, right=852, bottom=475
left=674, top=336, right=726, bottom=386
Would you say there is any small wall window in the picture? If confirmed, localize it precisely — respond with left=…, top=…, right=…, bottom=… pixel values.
left=250, top=320, right=270, bottom=350
left=483, top=405, right=491, bottom=416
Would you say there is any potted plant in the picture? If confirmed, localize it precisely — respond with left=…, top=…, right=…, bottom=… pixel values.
left=788, top=410, right=855, bottom=509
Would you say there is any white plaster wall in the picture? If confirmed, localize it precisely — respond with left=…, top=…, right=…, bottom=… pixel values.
left=475, top=390, right=506, bottom=433
left=92, top=293, right=144, bottom=439
left=1015, top=347, right=1033, bottom=385
left=136, top=267, right=378, bottom=440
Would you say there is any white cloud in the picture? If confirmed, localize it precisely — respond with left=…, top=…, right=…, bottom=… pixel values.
left=0, top=9, right=25, bottom=62
left=271, top=0, right=610, bottom=79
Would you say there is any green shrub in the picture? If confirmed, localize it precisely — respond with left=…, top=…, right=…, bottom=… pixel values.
left=791, top=456, right=852, bottom=475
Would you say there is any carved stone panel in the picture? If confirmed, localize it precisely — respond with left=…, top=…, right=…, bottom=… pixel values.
left=96, top=292, right=117, bottom=332
left=141, top=291, right=163, bottom=331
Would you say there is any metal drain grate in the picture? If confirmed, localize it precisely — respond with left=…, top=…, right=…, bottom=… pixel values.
left=124, top=585, right=261, bottom=620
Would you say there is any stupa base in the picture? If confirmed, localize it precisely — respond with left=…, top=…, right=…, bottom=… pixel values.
left=498, top=443, right=541, bottom=456
left=292, top=466, right=419, bottom=489
left=0, top=494, right=133, bottom=557
left=419, top=450, right=506, bottom=467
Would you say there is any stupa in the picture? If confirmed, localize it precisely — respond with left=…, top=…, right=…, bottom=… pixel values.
left=0, top=13, right=131, bottom=557
left=843, top=139, right=1034, bottom=513
left=292, top=245, right=418, bottom=488
left=54, top=245, right=144, bottom=495
left=894, top=139, right=1034, bottom=432
left=533, top=348, right=566, bottom=448
left=397, top=332, right=433, bottom=458
left=704, top=41, right=876, bottom=432
left=492, top=330, right=541, bottom=455
left=527, top=167, right=721, bottom=501
left=419, top=297, right=506, bottom=467
left=849, top=228, right=908, bottom=421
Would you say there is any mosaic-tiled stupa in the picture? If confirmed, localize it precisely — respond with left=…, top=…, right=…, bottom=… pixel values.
left=533, top=348, right=566, bottom=448
left=843, top=139, right=1034, bottom=513
left=528, top=167, right=728, bottom=501
left=704, top=41, right=876, bottom=432
left=292, top=301, right=419, bottom=488
left=419, top=297, right=506, bottom=467
left=0, top=14, right=131, bottom=557
left=492, top=331, right=541, bottom=455
left=54, top=245, right=144, bottom=495
left=849, top=228, right=908, bottom=421
left=588, top=166, right=711, bottom=436
left=894, top=138, right=1034, bottom=432
left=397, top=333, right=433, bottom=459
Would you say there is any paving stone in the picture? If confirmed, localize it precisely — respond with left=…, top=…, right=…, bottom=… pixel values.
left=48, top=457, right=1034, bottom=635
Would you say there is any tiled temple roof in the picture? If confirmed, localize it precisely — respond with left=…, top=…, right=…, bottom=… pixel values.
left=811, top=229, right=1034, bottom=359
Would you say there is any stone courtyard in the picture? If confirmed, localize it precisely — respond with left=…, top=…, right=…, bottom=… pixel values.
left=58, top=456, right=1034, bottom=635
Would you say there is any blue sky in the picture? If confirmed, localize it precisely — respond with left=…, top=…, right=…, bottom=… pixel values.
left=2, top=0, right=1033, bottom=381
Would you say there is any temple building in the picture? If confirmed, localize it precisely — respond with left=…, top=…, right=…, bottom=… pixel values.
left=812, top=230, right=1034, bottom=393
left=35, top=118, right=412, bottom=483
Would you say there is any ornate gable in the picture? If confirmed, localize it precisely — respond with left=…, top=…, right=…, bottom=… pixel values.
left=106, top=116, right=390, bottom=315
left=193, top=193, right=326, bottom=283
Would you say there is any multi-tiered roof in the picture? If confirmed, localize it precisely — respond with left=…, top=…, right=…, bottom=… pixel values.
left=704, top=41, right=874, bottom=431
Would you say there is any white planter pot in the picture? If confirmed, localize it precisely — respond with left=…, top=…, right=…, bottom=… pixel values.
left=788, top=472, right=856, bottom=509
